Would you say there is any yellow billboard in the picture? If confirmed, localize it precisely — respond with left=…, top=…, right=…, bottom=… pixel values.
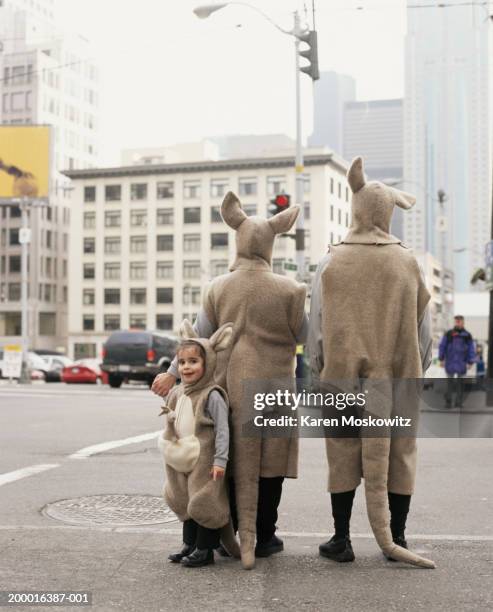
left=0, top=125, right=51, bottom=201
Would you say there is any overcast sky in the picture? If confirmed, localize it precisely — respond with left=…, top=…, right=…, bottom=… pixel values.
left=57, top=0, right=407, bottom=165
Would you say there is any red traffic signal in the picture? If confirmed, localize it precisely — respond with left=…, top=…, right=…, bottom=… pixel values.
left=269, top=193, right=291, bottom=216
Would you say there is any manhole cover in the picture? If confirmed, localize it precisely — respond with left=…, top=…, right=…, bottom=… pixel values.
left=42, top=494, right=178, bottom=527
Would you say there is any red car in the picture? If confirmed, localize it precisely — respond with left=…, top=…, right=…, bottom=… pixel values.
left=62, top=359, right=106, bottom=384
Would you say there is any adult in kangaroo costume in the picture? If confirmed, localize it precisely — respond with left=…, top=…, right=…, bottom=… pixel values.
left=308, top=157, right=435, bottom=569
left=153, top=191, right=307, bottom=570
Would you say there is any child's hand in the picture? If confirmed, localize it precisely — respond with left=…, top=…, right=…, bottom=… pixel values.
left=210, top=465, right=225, bottom=481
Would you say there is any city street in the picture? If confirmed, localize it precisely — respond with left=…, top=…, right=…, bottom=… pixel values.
left=0, top=384, right=492, bottom=611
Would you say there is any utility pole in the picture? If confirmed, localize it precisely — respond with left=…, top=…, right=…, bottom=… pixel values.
left=437, top=188, right=448, bottom=334
left=19, top=198, right=32, bottom=384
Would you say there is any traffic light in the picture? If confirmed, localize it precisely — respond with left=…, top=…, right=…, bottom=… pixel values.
left=269, top=193, right=291, bottom=216
left=298, top=30, right=319, bottom=81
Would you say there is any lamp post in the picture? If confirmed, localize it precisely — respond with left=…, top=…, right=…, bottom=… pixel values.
left=194, top=2, right=319, bottom=282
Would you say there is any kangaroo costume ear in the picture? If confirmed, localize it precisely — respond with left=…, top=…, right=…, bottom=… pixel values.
left=268, top=205, right=300, bottom=235
left=347, top=157, right=366, bottom=193
left=221, top=191, right=247, bottom=230
left=393, top=188, right=416, bottom=210
left=179, top=319, right=198, bottom=340
left=209, top=323, right=234, bottom=352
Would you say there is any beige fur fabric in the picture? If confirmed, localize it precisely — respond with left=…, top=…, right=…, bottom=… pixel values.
left=320, top=157, right=435, bottom=568
left=203, top=191, right=307, bottom=569
left=158, top=321, right=233, bottom=531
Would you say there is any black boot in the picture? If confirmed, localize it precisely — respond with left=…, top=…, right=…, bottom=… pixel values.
left=319, top=535, right=355, bottom=562
left=255, top=535, right=284, bottom=558
left=168, top=543, right=194, bottom=563
left=181, top=548, right=214, bottom=568
left=385, top=492, right=411, bottom=562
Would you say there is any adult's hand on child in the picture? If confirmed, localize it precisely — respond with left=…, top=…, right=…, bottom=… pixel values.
left=210, top=466, right=225, bottom=481
left=151, top=372, right=177, bottom=397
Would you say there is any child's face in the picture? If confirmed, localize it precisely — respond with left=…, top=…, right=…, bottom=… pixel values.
left=177, top=346, right=205, bottom=384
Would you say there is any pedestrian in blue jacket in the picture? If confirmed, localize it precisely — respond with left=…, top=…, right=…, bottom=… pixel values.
left=438, top=315, right=476, bottom=408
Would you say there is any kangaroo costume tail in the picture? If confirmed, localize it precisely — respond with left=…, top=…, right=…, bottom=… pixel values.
left=362, top=437, right=435, bottom=569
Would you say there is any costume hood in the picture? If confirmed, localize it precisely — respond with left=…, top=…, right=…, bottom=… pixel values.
left=344, top=157, right=416, bottom=245
left=221, top=191, right=300, bottom=271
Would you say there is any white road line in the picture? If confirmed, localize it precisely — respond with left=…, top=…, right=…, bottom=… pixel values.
left=69, top=431, right=161, bottom=459
left=0, top=464, right=60, bottom=487
left=0, top=524, right=492, bottom=540
left=0, top=392, right=157, bottom=401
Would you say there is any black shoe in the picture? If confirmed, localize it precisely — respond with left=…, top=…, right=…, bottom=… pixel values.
left=385, top=535, right=408, bottom=562
left=255, top=535, right=284, bottom=558
left=215, top=543, right=231, bottom=558
left=168, top=543, right=194, bottom=563
left=319, top=535, right=355, bottom=563
left=181, top=548, right=214, bottom=568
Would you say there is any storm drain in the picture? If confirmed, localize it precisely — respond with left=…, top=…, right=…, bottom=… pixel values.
left=42, top=494, right=178, bottom=527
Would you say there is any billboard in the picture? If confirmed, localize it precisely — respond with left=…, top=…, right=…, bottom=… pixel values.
left=0, top=125, right=51, bottom=202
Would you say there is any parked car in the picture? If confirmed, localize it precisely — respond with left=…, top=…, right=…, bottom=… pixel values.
left=62, top=359, right=103, bottom=384
left=38, top=355, right=73, bottom=382
left=101, top=330, right=178, bottom=388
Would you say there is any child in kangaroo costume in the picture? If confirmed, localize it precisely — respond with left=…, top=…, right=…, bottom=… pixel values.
left=154, top=191, right=307, bottom=569
left=158, top=320, right=240, bottom=567
left=308, top=157, right=435, bottom=569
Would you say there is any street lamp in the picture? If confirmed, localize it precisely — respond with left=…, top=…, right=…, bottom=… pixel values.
left=194, top=2, right=319, bottom=281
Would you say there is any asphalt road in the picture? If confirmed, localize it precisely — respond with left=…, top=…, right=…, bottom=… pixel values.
left=0, top=383, right=492, bottom=612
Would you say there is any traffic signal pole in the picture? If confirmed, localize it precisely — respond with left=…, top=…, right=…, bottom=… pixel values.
left=294, top=11, right=305, bottom=281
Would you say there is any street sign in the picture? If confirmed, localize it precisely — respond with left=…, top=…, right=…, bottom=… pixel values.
left=3, top=344, right=23, bottom=378
left=19, top=228, right=31, bottom=244
left=283, top=262, right=298, bottom=272
left=485, top=241, right=493, bottom=290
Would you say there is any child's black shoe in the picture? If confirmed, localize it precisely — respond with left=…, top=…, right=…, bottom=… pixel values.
left=181, top=548, right=214, bottom=567
left=255, top=535, right=284, bottom=558
left=168, top=543, right=194, bottom=563
left=319, top=535, right=355, bottom=562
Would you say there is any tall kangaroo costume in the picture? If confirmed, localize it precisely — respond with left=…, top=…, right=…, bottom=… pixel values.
left=308, top=157, right=435, bottom=569
left=158, top=321, right=239, bottom=557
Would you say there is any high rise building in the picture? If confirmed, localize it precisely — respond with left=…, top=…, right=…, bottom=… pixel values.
left=0, top=0, right=100, bottom=349
left=308, top=71, right=356, bottom=155
left=403, top=0, right=492, bottom=292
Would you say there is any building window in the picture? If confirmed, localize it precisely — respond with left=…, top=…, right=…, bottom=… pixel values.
left=156, top=314, right=173, bottom=330
left=8, top=283, right=21, bottom=301
left=303, top=174, right=311, bottom=193
left=156, top=261, right=173, bottom=279
left=330, top=178, right=334, bottom=194
left=157, top=235, right=173, bottom=251
left=83, top=315, right=95, bottom=331
left=267, top=176, right=287, bottom=196
left=330, top=205, right=334, bottom=222
left=9, top=228, right=19, bottom=245
left=130, top=235, right=147, bottom=253
left=39, top=312, right=56, bottom=335
left=130, top=210, right=147, bottom=227
left=105, top=185, right=121, bottom=201
left=183, top=286, right=201, bottom=305
left=345, top=186, right=349, bottom=202
left=157, top=208, right=173, bottom=225
left=9, top=255, right=21, bottom=273
left=83, top=263, right=95, bottom=279
left=83, top=289, right=95, bottom=305
left=338, top=209, right=341, bottom=225
left=104, top=315, right=120, bottom=331
left=84, top=186, right=96, bottom=202
left=130, top=288, right=146, bottom=305
left=130, top=262, right=146, bottom=280
left=345, top=212, right=349, bottom=227
left=105, top=211, right=121, bottom=227
left=184, top=234, right=201, bottom=253
left=338, top=183, right=342, bottom=198
left=210, top=179, right=229, bottom=198
left=156, top=287, right=173, bottom=304
left=304, top=202, right=310, bottom=221
left=211, top=233, right=228, bottom=249
left=104, top=237, right=121, bottom=254
left=130, top=183, right=147, bottom=200
left=183, top=180, right=201, bottom=199
left=84, top=212, right=96, bottom=229
left=157, top=181, right=174, bottom=199
left=184, top=207, right=201, bottom=224
left=104, top=288, right=120, bottom=304
left=10, top=206, right=21, bottom=218
left=184, top=261, right=201, bottom=279
left=243, top=204, right=257, bottom=216
left=210, top=260, right=228, bottom=277
left=239, top=177, right=257, bottom=196
left=83, top=237, right=95, bottom=254
left=211, top=207, right=222, bottom=223
left=129, top=314, right=146, bottom=329
left=104, top=262, right=120, bottom=280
